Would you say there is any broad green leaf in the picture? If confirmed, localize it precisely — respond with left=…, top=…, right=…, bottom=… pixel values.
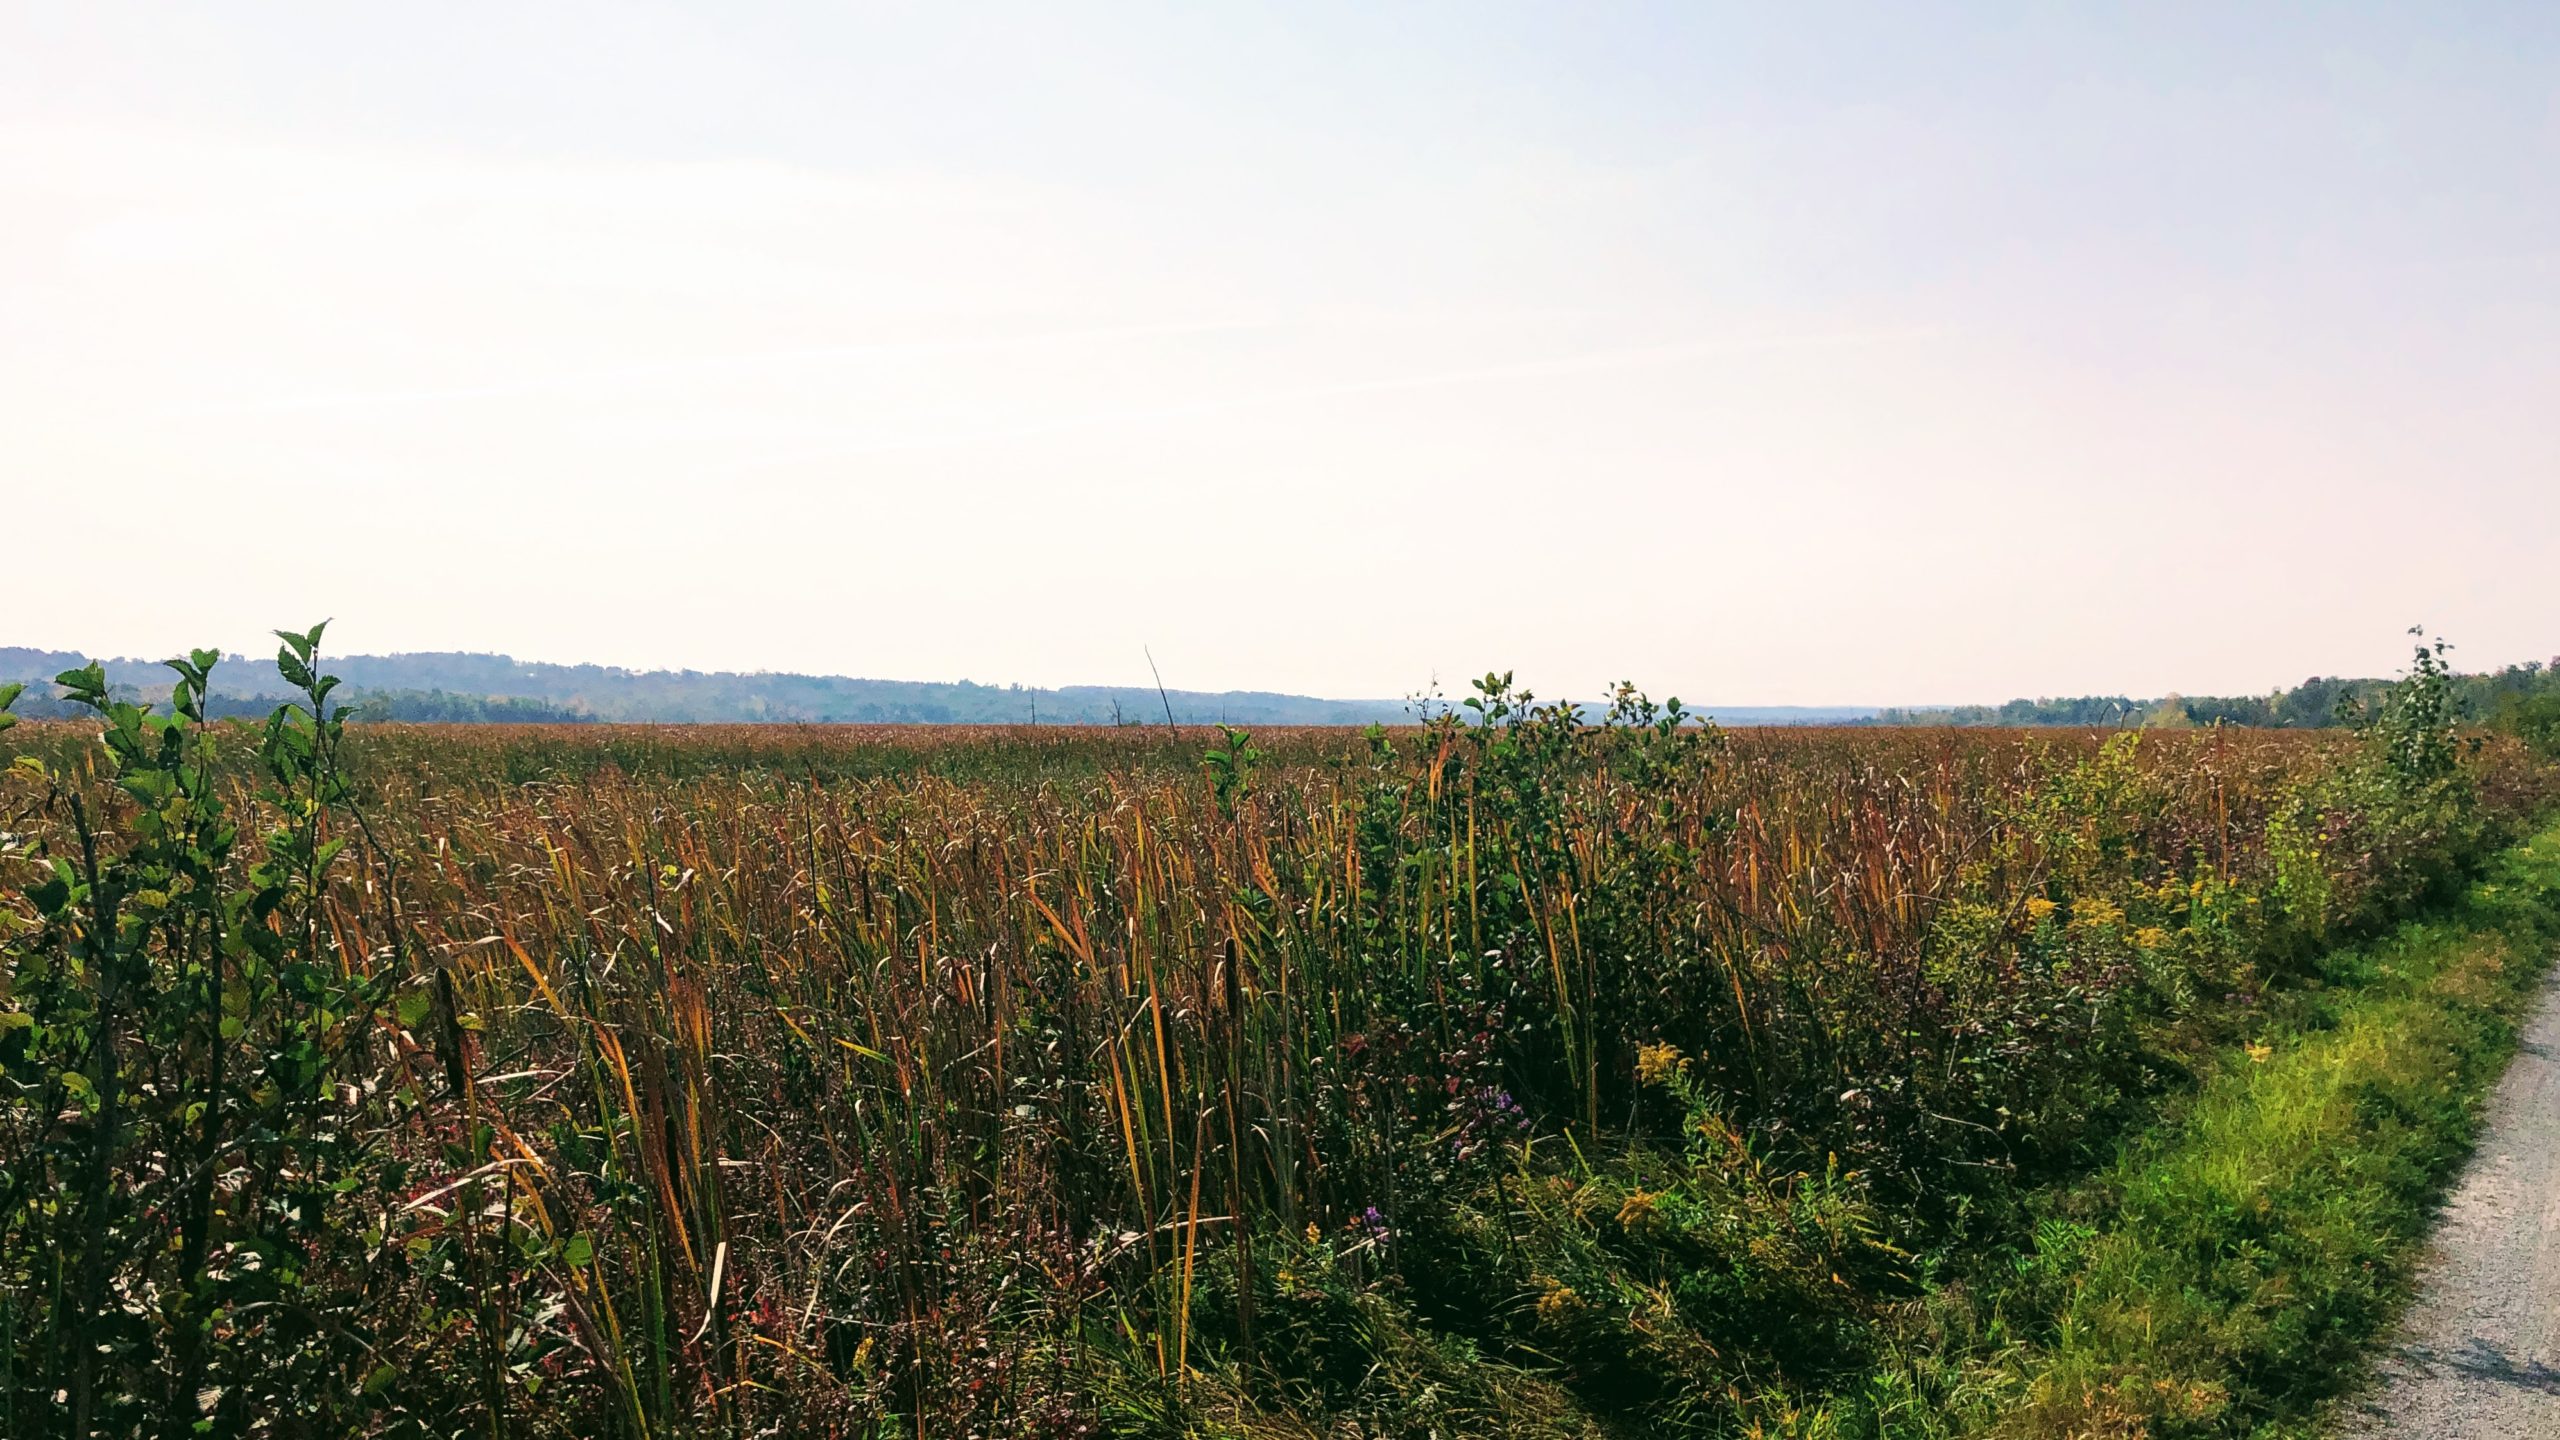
left=396, top=990, right=433, bottom=1031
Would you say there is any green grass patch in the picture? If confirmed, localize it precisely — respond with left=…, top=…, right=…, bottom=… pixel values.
left=2000, top=822, right=2560, bottom=1439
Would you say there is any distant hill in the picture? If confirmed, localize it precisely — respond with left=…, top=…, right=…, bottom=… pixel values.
left=0, top=647, right=1423, bottom=726
left=0, top=645, right=1903, bottom=728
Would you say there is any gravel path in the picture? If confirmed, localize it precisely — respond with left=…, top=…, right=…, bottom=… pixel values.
left=2344, top=963, right=2560, bottom=1437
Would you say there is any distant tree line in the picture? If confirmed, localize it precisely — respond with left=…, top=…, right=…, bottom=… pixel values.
left=1860, top=659, right=2560, bottom=733
left=345, top=689, right=598, bottom=723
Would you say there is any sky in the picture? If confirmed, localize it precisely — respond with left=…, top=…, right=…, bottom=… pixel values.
left=3, top=3, right=2555, bottom=705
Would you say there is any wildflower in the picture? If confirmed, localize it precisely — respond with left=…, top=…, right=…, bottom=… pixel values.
left=2132, top=926, right=2169, bottom=950
left=2071, top=897, right=2125, bottom=930
left=1635, top=1042, right=1684, bottom=1087
left=2024, top=897, right=2059, bottom=923
left=1534, top=1279, right=1583, bottom=1323
left=1464, top=1086, right=1531, bottom=1138
left=1615, top=1189, right=1659, bottom=1231
left=1345, top=1206, right=1389, bottom=1243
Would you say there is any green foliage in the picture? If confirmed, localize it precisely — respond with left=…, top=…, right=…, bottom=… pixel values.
left=2000, top=824, right=2560, bottom=1438
left=2495, top=689, right=2560, bottom=759
left=0, top=629, right=439, bottom=1435
left=2368, top=631, right=2463, bottom=788
left=1202, top=725, right=1263, bottom=817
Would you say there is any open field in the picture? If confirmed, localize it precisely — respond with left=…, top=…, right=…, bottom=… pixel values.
left=3, top=664, right=2555, bottom=1438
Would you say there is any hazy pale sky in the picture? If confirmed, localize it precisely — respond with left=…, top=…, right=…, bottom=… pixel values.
left=4, top=3, right=2555, bottom=703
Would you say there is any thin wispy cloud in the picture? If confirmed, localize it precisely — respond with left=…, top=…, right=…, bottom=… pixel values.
left=145, top=318, right=1296, bottom=421
left=733, top=325, right=1944, bottom=467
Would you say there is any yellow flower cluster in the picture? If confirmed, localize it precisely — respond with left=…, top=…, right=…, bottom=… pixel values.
left=2071, top=897, right=2126, bottom=930
left=1635, top=1042, right=1686, bottom=1087
left=1534, top=1279, right=1584, bottom=1323
left=2024, top=897, right=2059, bottom=924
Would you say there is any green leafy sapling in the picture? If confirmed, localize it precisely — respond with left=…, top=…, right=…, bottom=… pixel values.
left=0, top=623, right=412, bottom=1436
left=1203, top=725, right=1264, bottom=817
